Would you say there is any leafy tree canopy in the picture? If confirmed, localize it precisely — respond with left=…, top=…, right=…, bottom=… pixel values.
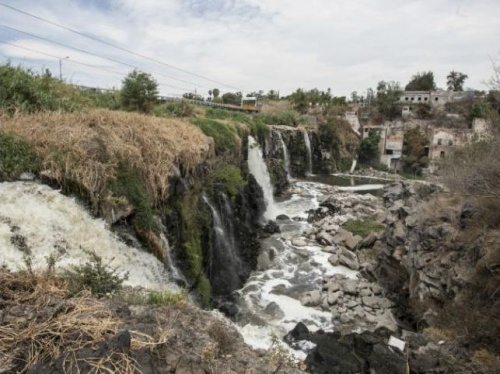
left=405, top=71, right=436, bottom=91
left=120, top=69, right=158, bottom=113
left=221, top=91, right=242, bottom=106
left=358, top=129, right=381, bottom=165
left=447, top=71, right=468, bottom=91
left=375, top=81, right=402, bottom=120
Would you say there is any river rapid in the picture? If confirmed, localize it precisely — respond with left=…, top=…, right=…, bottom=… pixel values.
left=241, top=137, right=387, bottom=358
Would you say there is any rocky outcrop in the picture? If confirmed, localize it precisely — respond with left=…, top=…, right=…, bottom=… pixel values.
left=284, top=323, right=406, bottom=374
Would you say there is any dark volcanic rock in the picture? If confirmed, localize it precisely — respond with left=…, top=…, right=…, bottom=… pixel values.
left=285, top=324, right=406, bottom=374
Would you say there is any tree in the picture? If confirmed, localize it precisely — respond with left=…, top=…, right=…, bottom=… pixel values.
left=221, top=91, right=242, bottom=106
left=212, top=88, right=220, bottom=98
left=447, top=71, right=468, bottom=91
left=120, top=69, right=158, bottom=113
left=375, top=81, right=403, bottom=120
left=405, top=71, right=436, bottom=91
left=402, top=127, right=428, bottom=175
left=358, top=129, right=381, bottom=165
left=182, top=92, right=203, bottom=101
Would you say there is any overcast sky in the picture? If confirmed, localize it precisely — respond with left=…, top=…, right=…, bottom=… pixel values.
left=1, top=0, right=499, bottom=98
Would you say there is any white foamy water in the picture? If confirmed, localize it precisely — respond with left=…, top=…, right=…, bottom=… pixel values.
left=0, top=182, right=175, bottom=290
left=303, top=130, right=313, bottom=176
left=338, top=184, right=385, bottom=192
left=248, top=136, right=280, bottom=220
left=277, top=131, right=291, bottom=178
left=237, top=181, right=358, bottom=353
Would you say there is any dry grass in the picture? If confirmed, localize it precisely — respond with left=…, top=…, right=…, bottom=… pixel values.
left=417, top=194, right=465, bottom=226
left=471, top=349, right=500, bottom=374
left=2, top=109, right=211, bottom=205
left=0, top=270, right=170, bottom=373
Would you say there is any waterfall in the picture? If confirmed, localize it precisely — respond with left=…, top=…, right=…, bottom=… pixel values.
left=303, top=130, right=313, bottom=176
left=277, top=132, right=291, bottom=178
left=248, top=136, right=279, bottom=220
left=202, top=193, right=242, bottom=293
left=0, top=182, right=175, bottom=290
left=160, top=232, right=187, bottom=285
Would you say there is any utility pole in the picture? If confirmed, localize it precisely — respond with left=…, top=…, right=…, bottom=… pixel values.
left=59, top=56, right=69, bottom=81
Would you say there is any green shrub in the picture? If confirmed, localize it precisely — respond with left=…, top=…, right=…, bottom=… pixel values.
left=206, top=108, right=248, bottom=122
left=121, top=290, right=187, bottom=305
left=193, top=118, right=239, bottom=155
left=0, top=133, right=40, bottom=180
left=154, top=100, right=195, bottom=118
left=110, top=162, right=160, bottom=233
left=342, top=219, right=385, bottom=238
left=207, top=323, right=238, bottom=354
left=64, top=250, right=128, bottom=296
left=255, top=110, right=306, bottom=127
left=213, top=164, right=245, bottom=199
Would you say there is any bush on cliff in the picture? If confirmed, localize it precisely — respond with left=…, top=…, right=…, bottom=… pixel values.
left=0, top=132, right=40, bottom=181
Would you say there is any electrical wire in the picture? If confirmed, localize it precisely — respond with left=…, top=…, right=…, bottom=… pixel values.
left=0, top=24, right=210, bottom=91
left=0, top=1, right=242, bottom=91
left=0, top=40, right=193, bottom=92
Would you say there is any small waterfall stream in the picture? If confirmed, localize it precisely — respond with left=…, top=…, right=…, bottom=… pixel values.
left=303, top=130, right=313, bottom=176
left=247, top=136, right=279, bottom=220
left=277, top=132, right=291, bottom=178
left=202, top=193, right=242, bottom=294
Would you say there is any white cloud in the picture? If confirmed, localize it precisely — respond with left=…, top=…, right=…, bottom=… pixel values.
left=0, top=0, right=499, bottom=97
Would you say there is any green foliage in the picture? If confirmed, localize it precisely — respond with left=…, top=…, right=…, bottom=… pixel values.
left=255, top=110, right=306, bottom=127
left=402, top=128, right=428, bottom=175
left=221, top=91, right=243, bottom=106
left=180, top=191, right=211, bottom=307
left=288, top=88, right=346, bottom=114
left=447, top=71, right=468, bottom=91
left=358, top=129, right=381, bottom=165
left=213, top=164, right=245, bottom=199
left=342, top=219, right=385, bottom=238
left=405, top=71, right=436, bottom=91
left=376, top=81, right=403, bottom=120
left=110, top=162, right=160, bottom=233
left=64, top=250, right=129, bottom=296
left=154, top=100, right=195, bottom=118
left=118, top=290, right=187, bottom=305
left=120, top=69, right=159, bottom=113
left=0, top=63, right=118, bottom=113
left=206, top=108, right=248, bottom=122
left=193, top=118, right=239, bottom=155
left=0, top=133, right=40, bottom=180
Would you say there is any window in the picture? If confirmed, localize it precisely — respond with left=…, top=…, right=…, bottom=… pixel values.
left=437, top=139, right=442, bottom=145
left=424, top=97, right=428, bottom=101
left=405, top=97, right=409, bottom=101
left=418, top=97, right=422, bottom=101
left=440, top=151, right=445, bottom=158
left=411, top=97, right=414, bottom=101
left=435, top=97, right=439, bottom=102
left=448, top=140, right=453, bottom=146
left=385, top=149, right=394, bottom=155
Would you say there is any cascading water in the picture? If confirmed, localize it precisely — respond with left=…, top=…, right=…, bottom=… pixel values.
left=247, top=136, right=279, bottom=220
left=303, top=129, right=313, bottom=176
left=0, top=182, right=176, bottom=290
left=277, top=131, right=291, bottom=178
left=161, top=232, right=187, bottom=286
left=202, top=193, right=242, bottom=294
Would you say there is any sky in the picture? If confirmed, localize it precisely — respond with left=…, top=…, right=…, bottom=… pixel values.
left=0, top=0, right=499, bottom=98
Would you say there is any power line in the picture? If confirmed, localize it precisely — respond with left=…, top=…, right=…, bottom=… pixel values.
left=0, top=1, right=242, bottom=91
left=0, top=40, right=192, bottom=92
left=0, top=24, right=209, bottom=91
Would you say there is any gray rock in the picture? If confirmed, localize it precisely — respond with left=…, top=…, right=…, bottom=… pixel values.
left=263, top=302, right=285, bottom=319
left=340, top=313, right=353, bottom=324
left=301, top=290, right=322, bottom=307
left=326, top=279, right=341, bottom=293
left=360, top=288, right=372, bottom=297
left=322, top=245, right=337, bottom=253
left=341, top=279, right=358, bottom=295
left=328, top=254, right=340, bottom=266
left=327, top=291, right=341, bottom=305
left=318, top=231, right=335, bottom=246
left=370, top=284, right=383, bottom=295
left=338, top=247, right=360, bottom=271
left=292, top=238, right=307, bottom=247
left=346, top=300, right=359, bottom=309
left=375, top=310, right=399, bottom=333
left=257, top=251, right=272, bottom=271
left=362, top=296, right=381, bottom=309
left=359, top=233, right=377, bottom=248
left=295, top=248, right=310, bottom=258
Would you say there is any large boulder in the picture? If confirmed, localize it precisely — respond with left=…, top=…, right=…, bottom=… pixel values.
left=284, top=324, right=406, bottom=374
